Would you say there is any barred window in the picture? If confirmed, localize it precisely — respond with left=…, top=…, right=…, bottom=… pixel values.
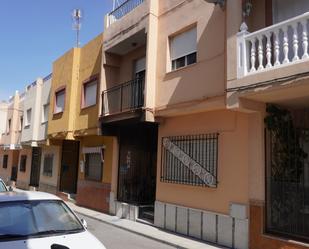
left=19, top=155, right=27, bottom=172
left=2, top=155, right=8, bottom=169
left=85, top=153, right=103, bottom=182
left=43, top=154, right=54, bottom=177
left=161, top=133, right=218, bottom=187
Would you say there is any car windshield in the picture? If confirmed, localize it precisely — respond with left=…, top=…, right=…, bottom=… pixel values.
left=0, top=181, right=7, bottom=192
left=0, top=200, right=83, bottom=239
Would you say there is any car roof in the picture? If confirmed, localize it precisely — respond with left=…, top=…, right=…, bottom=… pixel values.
left=0, top=191, right=61, bottom=202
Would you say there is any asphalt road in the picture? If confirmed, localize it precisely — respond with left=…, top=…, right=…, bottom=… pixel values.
left=78, top=214, right=177, bottom=249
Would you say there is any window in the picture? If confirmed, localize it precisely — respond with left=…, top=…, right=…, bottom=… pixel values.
left=85, top=153, right=102, bottom=181
left=2, top=155, right=8, bottom=169
left=54, top=89, right=65, bottom=114
left=19, top=117, right=23, bottom=131
left=43, top=154, right=54, bottom=177
left=83, top=80, right=97, bottom=108
left=7, top=119, right=11, bottom=134
left=170, top=27, right=197, bottom=71
left=42, top=104, right=49, bottom=123
left=19, top=155, right=27, bottom=172
left=161, top=133, right=218, bottom=187
left=25, top=109, right=32, bottom=127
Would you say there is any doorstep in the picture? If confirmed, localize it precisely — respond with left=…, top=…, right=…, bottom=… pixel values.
left=66, top=202, right=227, bottom=249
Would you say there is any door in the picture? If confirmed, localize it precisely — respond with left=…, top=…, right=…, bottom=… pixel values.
left=132, top=57, right=146, bottom=109
left=30, top=147, right=42, bottom=187
left=117, top=123, right=158, bottom=205
left=59, top=140, right=79, bottom=193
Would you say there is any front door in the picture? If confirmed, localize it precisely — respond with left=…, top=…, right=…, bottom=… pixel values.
left=30, top=147, right=42, bottom=187
left=59, top=140, right=79, bottom=193
left=117, top=123, right=158, bottom=205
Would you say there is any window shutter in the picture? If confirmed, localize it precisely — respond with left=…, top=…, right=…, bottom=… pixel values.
left=170, top=27, right=197, bottom=60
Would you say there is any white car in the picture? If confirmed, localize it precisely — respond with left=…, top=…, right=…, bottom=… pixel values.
left=0, top=191, right=106, bottom=249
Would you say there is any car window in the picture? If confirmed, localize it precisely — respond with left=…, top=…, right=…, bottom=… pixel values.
left=0, top=181, right=7, bottom=192
left=0, top=200, right=83, bottom=238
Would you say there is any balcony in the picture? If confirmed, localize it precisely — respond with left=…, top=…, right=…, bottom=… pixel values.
left=101, top=77, right=145, bottom=123
left=237, top=12, right=309, bottom=79
left=106, top=0, right=145, bottom=27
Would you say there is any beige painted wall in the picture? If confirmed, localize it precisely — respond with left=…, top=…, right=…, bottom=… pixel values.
left=155, top=0, right=225, bottom=111
left=16, top=147, right=32, bottom=189
left=156, top=110, right=249, bottom=214
left=40, top=145, right=61, bottom=188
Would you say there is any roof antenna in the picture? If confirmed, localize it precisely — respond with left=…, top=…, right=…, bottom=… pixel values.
left=72, top=9, right=82, bottom=48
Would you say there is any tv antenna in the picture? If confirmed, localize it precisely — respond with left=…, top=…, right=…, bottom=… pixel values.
left=72, top=9, right=82, bottom=47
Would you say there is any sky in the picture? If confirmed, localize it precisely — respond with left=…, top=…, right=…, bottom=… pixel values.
left=0, top=0, right=113, bottom=101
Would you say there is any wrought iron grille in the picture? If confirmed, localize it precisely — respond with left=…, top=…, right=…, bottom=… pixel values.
left=265, top=106, right=309, bottom=241
left=102, top=77, right=145, bottom=116
left=161, top=133, right=219, bottom=187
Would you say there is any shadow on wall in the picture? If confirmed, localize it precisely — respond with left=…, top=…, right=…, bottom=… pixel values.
left=157, top=3, right=226, bottom=109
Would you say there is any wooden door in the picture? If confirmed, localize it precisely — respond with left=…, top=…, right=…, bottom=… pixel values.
left=59, top=140, right=79, bottom=193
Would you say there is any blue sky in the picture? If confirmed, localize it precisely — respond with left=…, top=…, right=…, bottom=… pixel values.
left=0, top=0, right=112, bottom=101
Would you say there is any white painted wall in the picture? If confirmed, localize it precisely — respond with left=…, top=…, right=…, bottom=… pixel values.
left=38, top=76, right=51, bottom=142
left=21, top=79, right=42, bottom=145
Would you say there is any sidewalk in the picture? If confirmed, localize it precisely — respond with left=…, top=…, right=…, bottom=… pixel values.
left=66, top=202, right=226, bottom=249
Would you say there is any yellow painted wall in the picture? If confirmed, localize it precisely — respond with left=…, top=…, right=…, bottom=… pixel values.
left=48, top=48, right=80, bottom=139
left=74, top=33, right=103, bottom=134
left=78, top=136, right=114, bottom=184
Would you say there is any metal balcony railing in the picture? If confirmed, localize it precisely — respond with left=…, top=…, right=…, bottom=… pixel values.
left=237, top=12, right=309, bottom=78
left=102, top=77, right=145, bottom=116
left=106, top=0, right=145, bottom=27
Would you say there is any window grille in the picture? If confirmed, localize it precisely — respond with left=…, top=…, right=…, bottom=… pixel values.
left=43, top=154, right=54, bottom=177
left=19, top=155, right=27, bottom=172
left=161, top=133, right=218, bottom=187
left=85, top=153, right=103, bottom=181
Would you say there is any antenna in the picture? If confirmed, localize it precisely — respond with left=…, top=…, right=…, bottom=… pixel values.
left=72, top=9, right=82, bottom=48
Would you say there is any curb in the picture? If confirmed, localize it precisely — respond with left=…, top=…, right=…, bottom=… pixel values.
left=74, top=211, right=189, bottom=249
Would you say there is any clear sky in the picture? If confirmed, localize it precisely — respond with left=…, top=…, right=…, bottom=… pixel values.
left=0, top=0, right=112, bottom=101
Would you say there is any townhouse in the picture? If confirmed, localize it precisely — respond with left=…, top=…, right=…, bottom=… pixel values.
left=0, top=91, right=23, bottom=185
left=227, top=0, right=309, bottom=248
left=47, top=33, right=115, bottom=212
left=101, top=1, right=248, bottom=248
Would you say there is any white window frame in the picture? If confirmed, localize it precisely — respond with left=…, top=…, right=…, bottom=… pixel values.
left=25, top=108, right=32, bottom=128
left=169, top=27, right=197, bottom=71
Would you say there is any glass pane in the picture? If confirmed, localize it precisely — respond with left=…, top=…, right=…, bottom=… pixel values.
left=0, top=200, right=83, bottom=237
left=85, top=153, right=102, bottom=181
left=84, top=81, right=97, bottom=107
left=187, top=52, right=197, bottom=65
left=55, top=90, right=65, bottom=113
left=174, top=56, right=186, bottom=70
left=0, top=182, right=7, bottom=192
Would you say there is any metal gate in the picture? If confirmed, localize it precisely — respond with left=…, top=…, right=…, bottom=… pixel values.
left=117, top=123, right=158, bottom=205
left=265, top=106, right=309, bottom=241
left=30, top=147, right=42, bottom=187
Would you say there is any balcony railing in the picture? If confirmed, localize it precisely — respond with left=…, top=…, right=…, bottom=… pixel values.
left=237, top=12, right=309, bottom=78
left=106, top=0, right=144, bottom=27
left=102, top=77, right=145, bottom=116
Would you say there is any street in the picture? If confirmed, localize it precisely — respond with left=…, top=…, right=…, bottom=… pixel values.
left=78, top=214, right=178, bottom=249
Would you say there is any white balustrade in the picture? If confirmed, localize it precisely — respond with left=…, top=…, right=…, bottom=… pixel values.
left=237, top=12, right=309, bottom=78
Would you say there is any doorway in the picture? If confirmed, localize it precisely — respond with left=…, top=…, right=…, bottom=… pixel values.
left=59, top=140, right=79, bottom=194
left=30, top=147, right=42, bottom=187
left=117, top=122, right=158, bottom=221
